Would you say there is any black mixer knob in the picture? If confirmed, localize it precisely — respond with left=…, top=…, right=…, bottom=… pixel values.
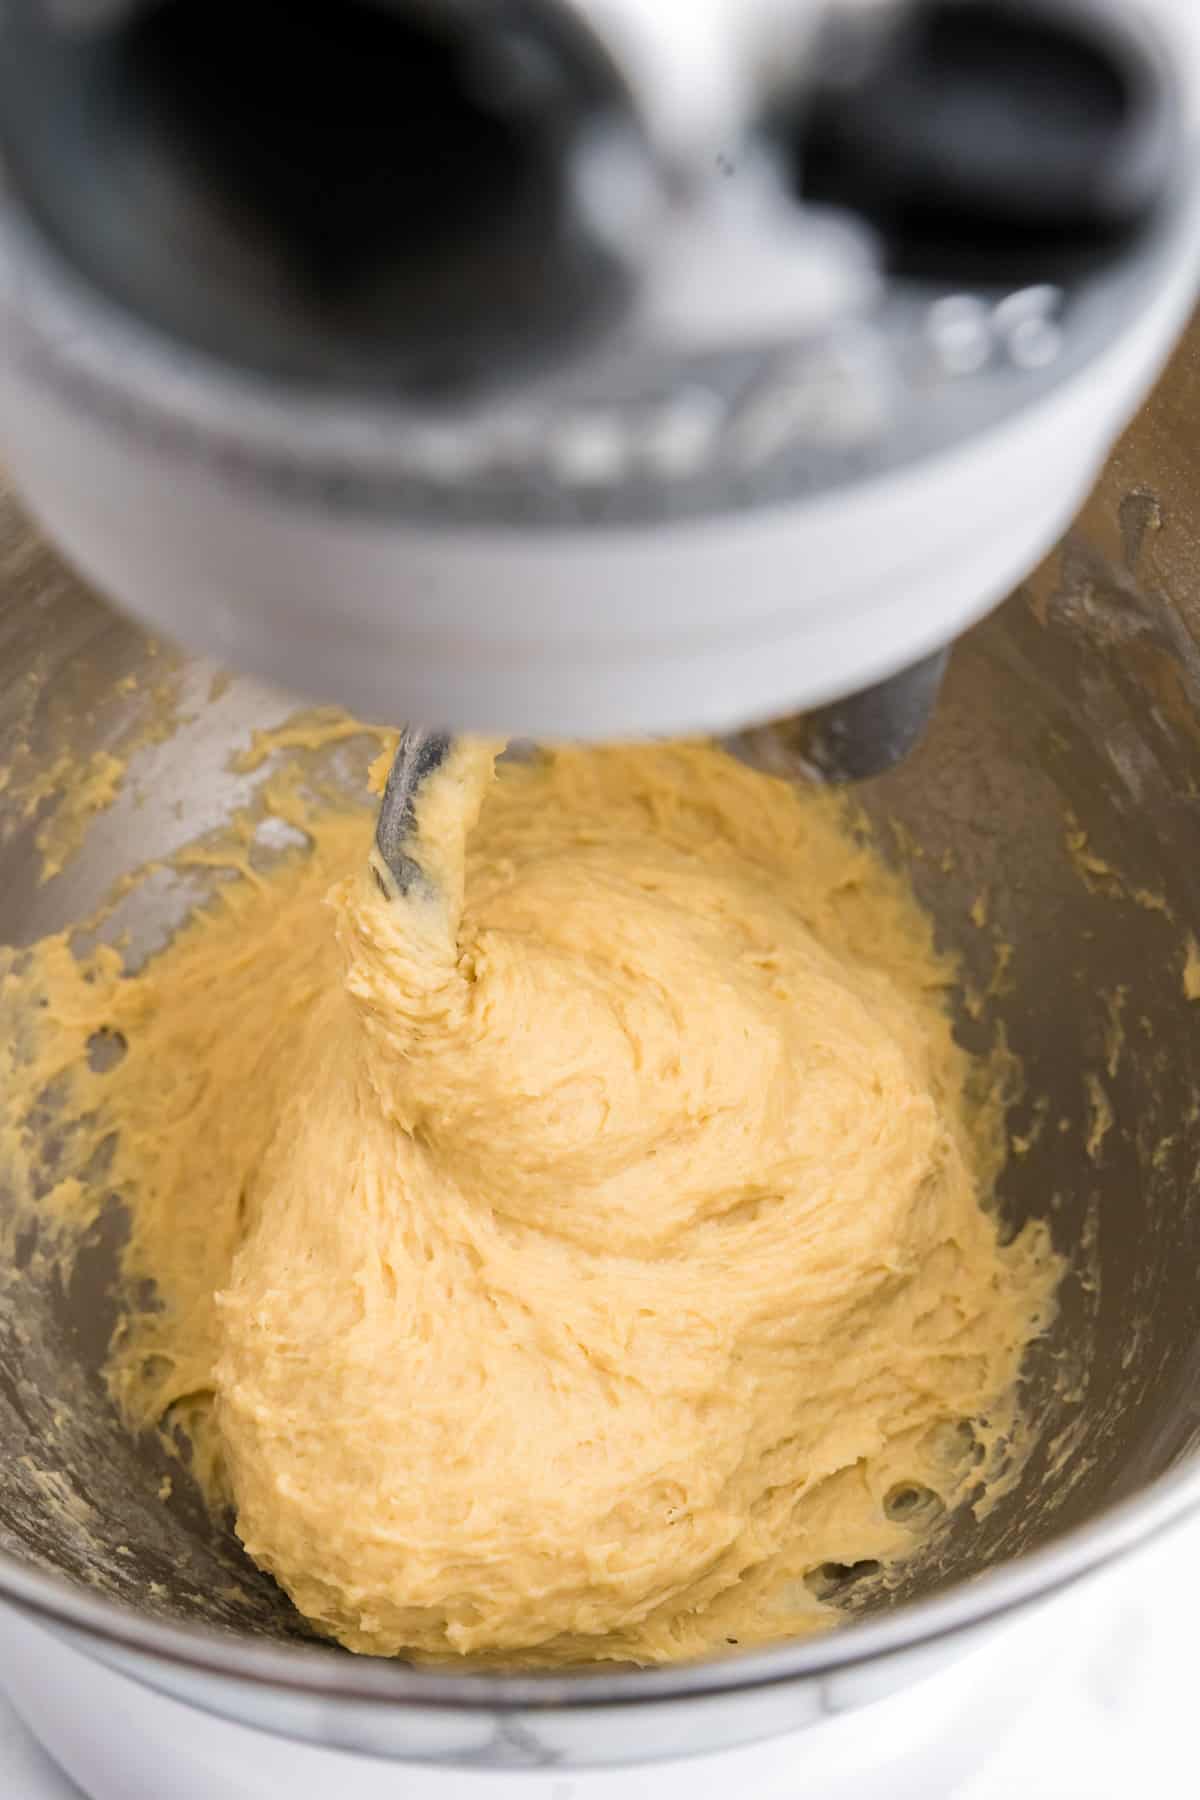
left=787, top=0, right=1182, bottom=284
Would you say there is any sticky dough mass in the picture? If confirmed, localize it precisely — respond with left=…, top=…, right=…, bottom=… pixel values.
left=20, top=738, right=1057, bottom=1664
left=206, top=741, right=1052, bottom=1662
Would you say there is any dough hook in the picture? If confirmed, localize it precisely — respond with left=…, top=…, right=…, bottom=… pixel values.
left=371, top=727, right=453, bottom=898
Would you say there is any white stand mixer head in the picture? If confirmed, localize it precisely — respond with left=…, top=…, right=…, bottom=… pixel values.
left=0, top=0, right=1197, bottom=756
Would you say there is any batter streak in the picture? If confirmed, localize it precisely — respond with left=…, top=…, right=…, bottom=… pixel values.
left=4, top=736, right=1059, bottom=1664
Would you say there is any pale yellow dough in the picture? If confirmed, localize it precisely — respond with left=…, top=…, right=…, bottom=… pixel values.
left=1, top=737, right=1058, bottom=1665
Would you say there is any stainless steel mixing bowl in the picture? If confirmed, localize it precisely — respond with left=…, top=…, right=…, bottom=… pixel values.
left=5, top=310, right=1200, bottom=1774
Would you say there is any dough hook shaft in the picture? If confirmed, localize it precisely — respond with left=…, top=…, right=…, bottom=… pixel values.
left=372, top=727, right=453, bottom=897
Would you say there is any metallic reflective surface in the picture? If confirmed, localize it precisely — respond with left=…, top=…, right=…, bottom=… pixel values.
left=6, top=311, right=1200, bottom=1765
left=728, top=647, right=950, bottom=780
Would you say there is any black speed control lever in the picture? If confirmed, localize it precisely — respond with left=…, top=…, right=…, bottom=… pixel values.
left=789, top=0, right=1182, bottom=283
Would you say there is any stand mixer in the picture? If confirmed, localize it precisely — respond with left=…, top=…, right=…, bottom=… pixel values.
left=3, top=0, right=1200, bottom=763
left=5, top=4, right=1200, bottom=1799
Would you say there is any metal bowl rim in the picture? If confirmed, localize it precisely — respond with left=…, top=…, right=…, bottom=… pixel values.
left=2, top=1451, right=1198, bottom=1711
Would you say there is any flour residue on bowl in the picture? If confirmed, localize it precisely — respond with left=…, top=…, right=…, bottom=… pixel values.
left=0, top=634, right=189, bottom=886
